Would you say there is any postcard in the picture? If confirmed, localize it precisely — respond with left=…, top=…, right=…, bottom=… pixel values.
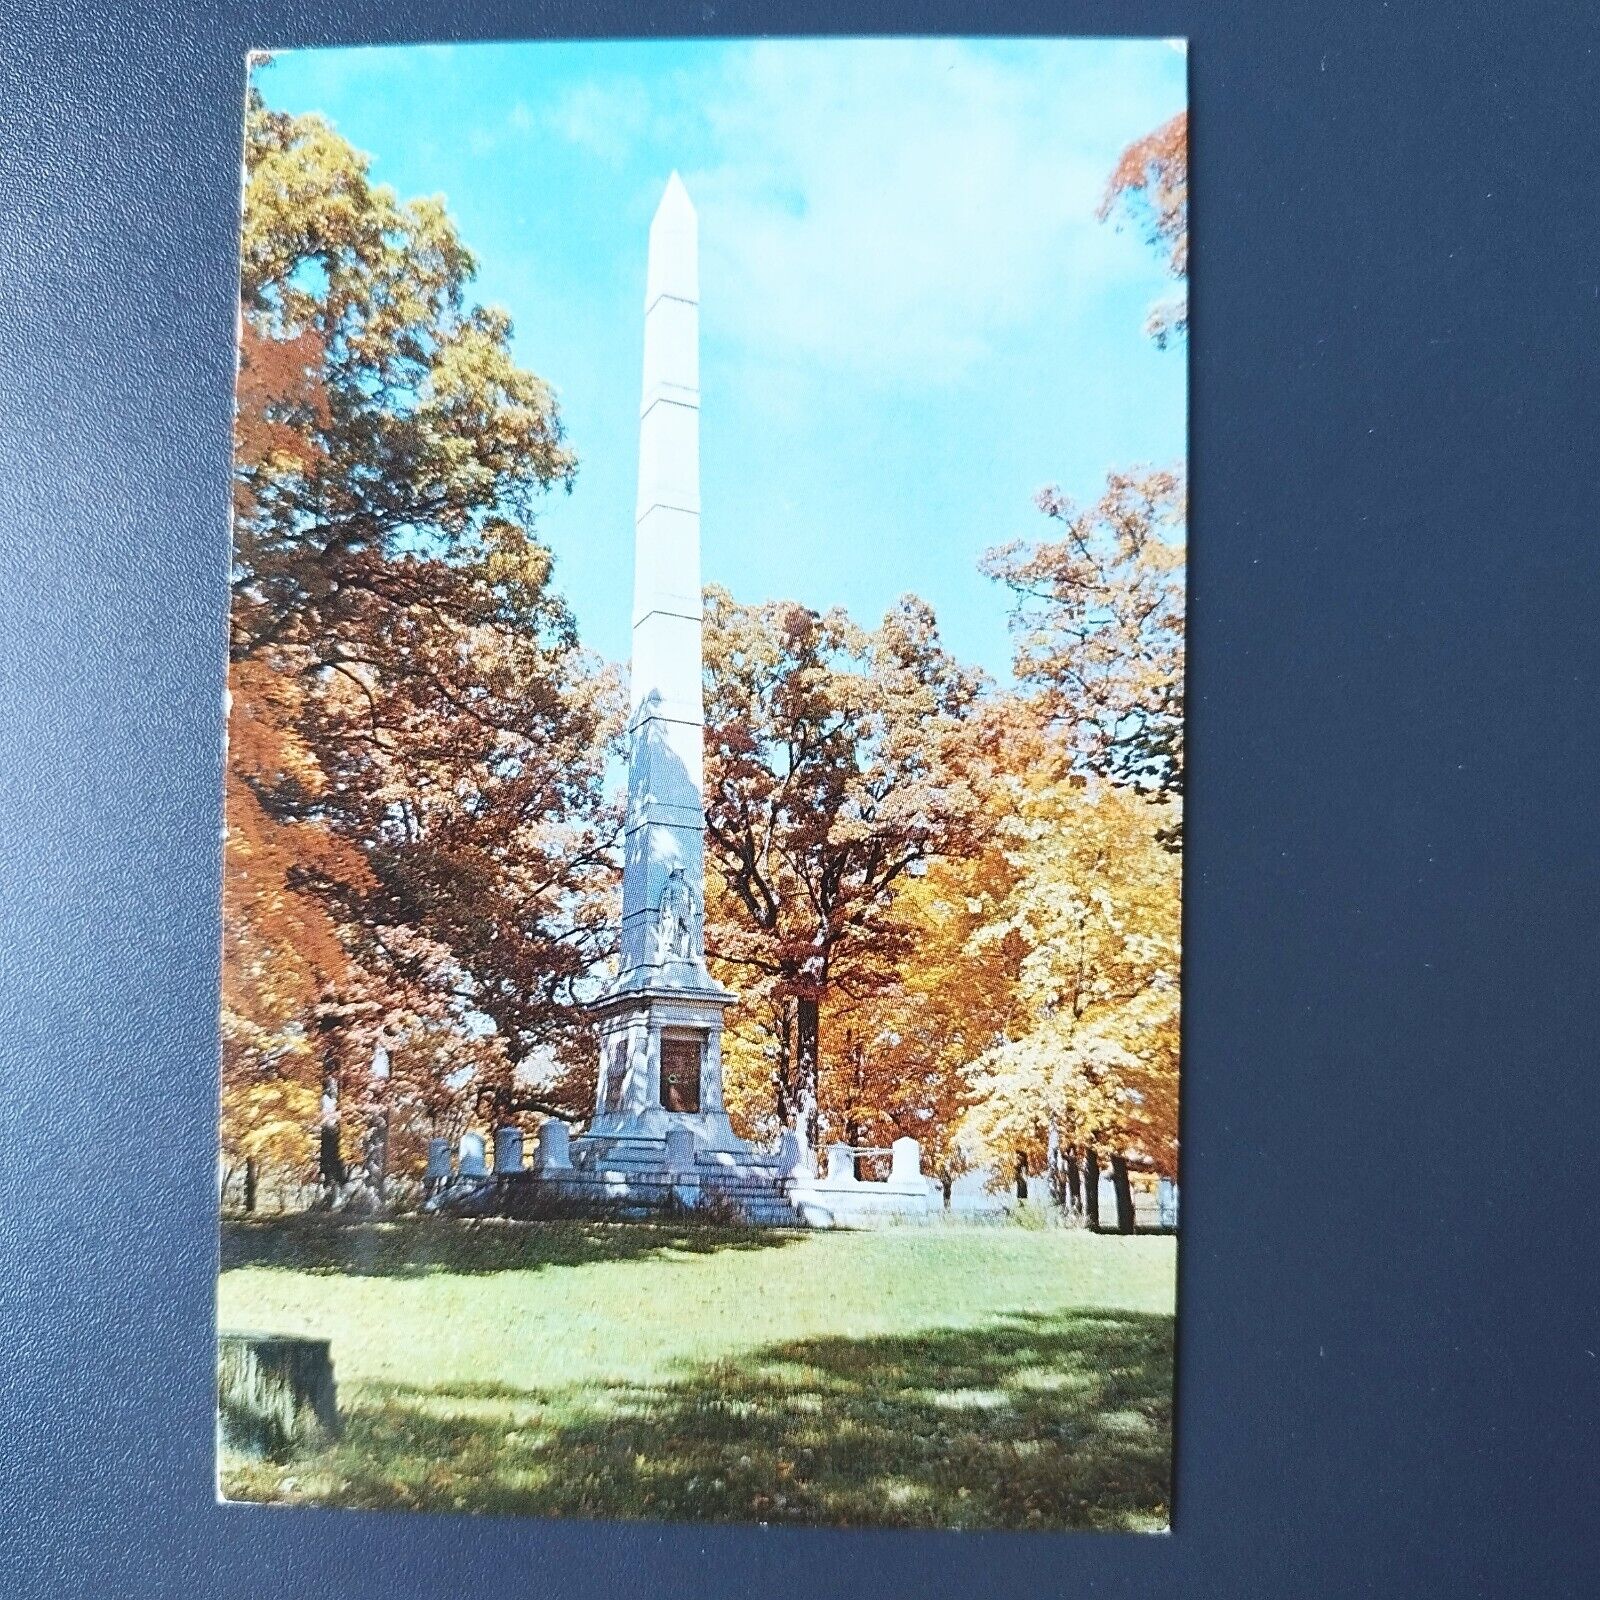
left=218, top=35, right=1186, bottom=1531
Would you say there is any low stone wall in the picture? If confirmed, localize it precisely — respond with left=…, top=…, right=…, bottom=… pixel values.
left=425, top=1127, right=939, bottom=1229
left=474, top=1165, right=799, bottom=1226
left=786, top=1140, right=934, bottom=1228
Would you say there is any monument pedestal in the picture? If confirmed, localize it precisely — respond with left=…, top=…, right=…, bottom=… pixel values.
left=555, top=971, right=795, bottom=1223
left=573, top=970, right=774, bottom=1178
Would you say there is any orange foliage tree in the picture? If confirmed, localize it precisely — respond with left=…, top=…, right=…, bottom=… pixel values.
left=223, top=86, right=619, bottom=1205
left=702, top=587, right=984, bottom=1153
left=1100, top=108, right=1188, bottom=347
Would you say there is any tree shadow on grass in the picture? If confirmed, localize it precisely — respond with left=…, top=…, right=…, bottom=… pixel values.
left=222, top=1309, right=1173, bottom=1531
left=220, top=1215, right=806, bottom=1279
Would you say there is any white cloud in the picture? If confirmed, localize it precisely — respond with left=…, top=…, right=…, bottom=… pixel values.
left=683, top=40, right=1181, bottom=387
left=542, top=80, right=653, bottom=167
left=527, top=39, right=1182, bottom=389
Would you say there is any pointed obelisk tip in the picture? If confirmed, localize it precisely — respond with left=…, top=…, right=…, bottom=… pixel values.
left=646, top=170, right=697, bottom=306
left=655, top=169, right=695, bottom=222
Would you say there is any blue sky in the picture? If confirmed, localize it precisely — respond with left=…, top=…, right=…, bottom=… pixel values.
left=256, top=38, right=1186, bottom=684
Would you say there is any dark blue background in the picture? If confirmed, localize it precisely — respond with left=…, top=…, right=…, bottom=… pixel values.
left=3, top=2, right=1597, bottom=1594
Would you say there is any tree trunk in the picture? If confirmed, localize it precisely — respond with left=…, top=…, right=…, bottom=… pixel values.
left=363, top=1113, right=388, bottom=1204
left=773, top=1000, right=795, bottom=1128
left=794, top=995, right=821, bottom=1153
left=316, top=1075, right=345, bottom=1203
left=845, top=1033, right=868, bottom=1178
left=1110, top=1153, right=1137, bottom=1234
left=318, top=1125, right=344, bottom=1194
left=1084, top=1147, right=1101, bottom=1229
left=1065, top=1148, right=1082, bottom=1214
left=1046, top=1124, right=1065, bottom=1207
left=1014, top=1150, right=1028, bottom=1202
left=941, top=1171, right=953, bottom=1209
left=243, top=1157, right=258, bottom=1214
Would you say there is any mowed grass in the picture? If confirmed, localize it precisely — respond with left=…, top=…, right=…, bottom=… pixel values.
left=218, top=1217, right=1175, bottom=1530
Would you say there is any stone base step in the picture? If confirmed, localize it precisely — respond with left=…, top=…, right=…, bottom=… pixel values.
left=489, top=1165, right=804, bottom=1227
left=431, top=1165, right=934, bottom=1229
left=569, top=1134, right=784, bottom=1181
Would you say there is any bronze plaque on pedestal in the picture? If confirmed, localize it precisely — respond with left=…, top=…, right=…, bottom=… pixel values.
left=660, top=1036, right=702, bottom=1113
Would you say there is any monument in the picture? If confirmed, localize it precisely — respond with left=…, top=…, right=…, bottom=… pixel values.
left=570, top=174, right=758, bottom=1172
left=429, top=175, right=928, bottom=1225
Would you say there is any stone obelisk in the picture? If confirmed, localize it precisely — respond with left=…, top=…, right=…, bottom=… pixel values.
left=579, top=174, right=747, bottom=1162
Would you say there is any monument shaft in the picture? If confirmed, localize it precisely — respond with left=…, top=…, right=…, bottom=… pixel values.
left=620, top=171, right=707, bottom=978
left=580, top=173, right=743, bottom=1160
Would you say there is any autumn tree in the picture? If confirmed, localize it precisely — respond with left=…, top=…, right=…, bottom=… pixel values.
left=702, top=588, right=985, bottom=1151
left=816, top=701, right=1054, bottom=1193
left=975, top=467, right=1185, bottom=1222
left=233, top=86, right=579, bottom=662
left=824, top=850, right=1020, bottom=1195
left=224, top=82, right=620, bottom=1200
left=1100, top=108, right=1188, bottom=348
left=983, top=467, right=1186, bottom=806
left=221, top=658, right=369, bottom=1208
left=961, top=763, right=1181, bottom=1231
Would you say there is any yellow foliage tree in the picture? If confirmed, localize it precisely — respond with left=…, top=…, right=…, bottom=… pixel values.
left=962, top=767, right=1181, bottom=1224
left=832, top=795, right=1031, bottom=1188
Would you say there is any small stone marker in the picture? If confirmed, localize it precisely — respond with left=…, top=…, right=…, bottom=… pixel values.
left=494, top=1126, right=523, bottom=1174
left=217, top=1332, right=339, bottom=1460
left=535, top=1120, right=572, bottom=1172
left=777, top=1130, right=809, bottom=1179
left=664, top=1126, right=697, bottom=1172
left=824, top=1143, right=856, bottom=1184
left=458, top=1131, right=488, bottom=1178
left=890, top=1136, right=922, bottom=1185
left=425, top=1137, right=452, bottom=1181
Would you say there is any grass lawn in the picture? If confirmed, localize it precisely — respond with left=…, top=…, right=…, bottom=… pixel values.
left=218, top=1217, right=1175, bottom=1530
